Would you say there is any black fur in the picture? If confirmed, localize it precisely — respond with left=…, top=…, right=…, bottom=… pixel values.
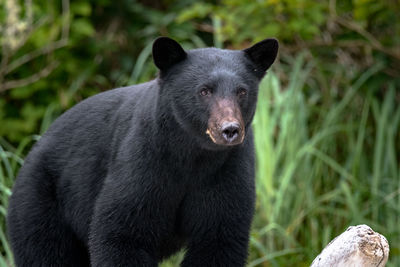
left=7, top=37, right=278, bottom=267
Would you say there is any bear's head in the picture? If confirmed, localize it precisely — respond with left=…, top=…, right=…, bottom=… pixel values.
left=153, top=37, right=278, bottom=150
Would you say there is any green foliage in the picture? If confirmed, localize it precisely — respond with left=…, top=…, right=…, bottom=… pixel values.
left=251, top=57, right=399, bottom=266
left=0, top=0, right=99, bottom=142
left=179, top=0, right=400, bottom=45
left=179, top=0, right=327, bottom=43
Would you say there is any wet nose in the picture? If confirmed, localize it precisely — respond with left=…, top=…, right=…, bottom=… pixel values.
left=221, top=122, right=240, bottom=143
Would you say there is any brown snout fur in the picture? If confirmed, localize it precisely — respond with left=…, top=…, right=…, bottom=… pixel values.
left=206, top=98, right=245, bottom=146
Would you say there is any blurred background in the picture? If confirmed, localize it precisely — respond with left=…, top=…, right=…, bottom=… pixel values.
left=0, top=0, right=399, bottom=266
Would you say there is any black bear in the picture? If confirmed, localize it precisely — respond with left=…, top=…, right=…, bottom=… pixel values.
left=7, top=37, right=278, bottom=267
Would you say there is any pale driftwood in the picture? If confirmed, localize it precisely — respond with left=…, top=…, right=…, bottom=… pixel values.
left=311, top=224, right=389, bottom=267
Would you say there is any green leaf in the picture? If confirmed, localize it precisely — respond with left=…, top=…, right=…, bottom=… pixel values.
left=71, top=18, right=95, bottom=37
left=71, top=2, right=92, bottom=16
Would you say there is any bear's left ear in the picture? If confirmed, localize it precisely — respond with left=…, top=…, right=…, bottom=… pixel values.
left=152, top=37, right=187, bottom=71
left=243, top=38, right=279, bottom=75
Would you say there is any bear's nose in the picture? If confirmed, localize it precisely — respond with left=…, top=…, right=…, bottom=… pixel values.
left=221, top=122, right=240, bottom=143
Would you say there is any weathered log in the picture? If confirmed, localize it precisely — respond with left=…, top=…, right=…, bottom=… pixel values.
left=311, top=224, right=389, bottom=267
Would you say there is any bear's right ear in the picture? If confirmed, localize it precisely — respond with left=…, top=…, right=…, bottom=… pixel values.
left=243, top=38, right=279, bottom=75
left=152, top=37, right=187, bottom=71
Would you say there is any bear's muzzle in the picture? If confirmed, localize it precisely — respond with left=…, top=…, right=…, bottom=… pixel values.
left=206, top=98, right=245, bottom=146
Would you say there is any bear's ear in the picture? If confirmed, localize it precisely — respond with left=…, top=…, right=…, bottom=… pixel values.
left=243, top=38, right=279, bottom=75
left=152, top=37, right=187, bottom=71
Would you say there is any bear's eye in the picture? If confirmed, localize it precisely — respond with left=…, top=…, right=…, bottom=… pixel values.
left=237, top=88, right=247, bottom=97
left=200, top=87, right=212, bottom=97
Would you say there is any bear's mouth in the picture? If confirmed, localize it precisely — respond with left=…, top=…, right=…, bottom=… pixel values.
left=206, top=128, right=218, bottom=143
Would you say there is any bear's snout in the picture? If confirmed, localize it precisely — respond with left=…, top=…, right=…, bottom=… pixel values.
left=206, top=98, right=245, bottom=146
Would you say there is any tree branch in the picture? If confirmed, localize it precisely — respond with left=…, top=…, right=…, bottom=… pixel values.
left=6, top=39, right=67, bottom=74
left=0, top=0, right=70, bottom=91
left=0, top=61, right=59, bottom=92
left=311, top=225, right=389, bottom=267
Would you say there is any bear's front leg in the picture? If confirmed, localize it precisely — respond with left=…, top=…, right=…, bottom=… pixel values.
left=181, top=221, right=252, bottom=267
left=180, top=159, right=256, bottom=267
left=88, top=175, right=180, bottom=267
left=89, top=199, right=158, bottom=266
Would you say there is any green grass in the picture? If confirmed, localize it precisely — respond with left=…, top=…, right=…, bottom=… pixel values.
left=0, top=136, right=37, bottom=267
left=1, top=56, right=399, bottom=266
left=250, top=56, right=400, bottom=266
